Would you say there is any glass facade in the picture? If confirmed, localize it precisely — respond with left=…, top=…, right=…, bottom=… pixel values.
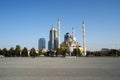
left=48, top=27, right=58, bottom=50
left=38, top=38, right=46, bottom=50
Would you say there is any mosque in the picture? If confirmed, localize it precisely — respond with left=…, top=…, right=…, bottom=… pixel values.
left=48, top=18, right=86, bottom=56
left=61, top=27, right=84, bottom=56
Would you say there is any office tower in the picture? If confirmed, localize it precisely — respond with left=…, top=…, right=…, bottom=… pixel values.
left=38, top=38, right=46, bottom=50
left=48, top=27, right=58, bottom=50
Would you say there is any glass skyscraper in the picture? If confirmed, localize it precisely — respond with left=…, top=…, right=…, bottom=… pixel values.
left=48, top=27, right=58, bottom=50
left=38, top=38, right=46, bottom=50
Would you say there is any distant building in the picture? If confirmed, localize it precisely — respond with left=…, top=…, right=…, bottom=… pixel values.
left=48, top=27, right=58, bottom=50
left=38, top=38, right=46, bottom=50
left=101, top=48, right=110, bottom=51
left=48, top=18, right=61, bottom=51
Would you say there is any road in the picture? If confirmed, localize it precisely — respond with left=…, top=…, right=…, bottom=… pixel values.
left=0, top=57, right=120, bottom=80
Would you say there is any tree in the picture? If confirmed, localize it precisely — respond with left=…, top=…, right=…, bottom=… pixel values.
left=59, top=48, right=67, bottom=57
left=15, top=45, right=21, bottom=57
left=60, top=48, right=67, bottom=57
left=78, top=48, right=82, bottom=56
left=55, top=48, right=67, bottom=57
left=109, top=49, right=119, bottom=56
left=38, top=49, right=42, bottom=56
left=2, top=48, right=8, bottom=57
left=21, top=47, right=28, bottom=57
left=72, top=49, right=77, bottom=56
left=86, top=51, right=92, bottom=56
left=29, top=48, right=37, bottom=57
left=0, top=49, right=2, bottom=55
left=46, top=50, right=54, bottom=57
left=93, top=51, right=101, bottom=56
left=117, top=50, right=120, bottom=56
left=56, top=48, right=61, bottom=57
left=72, top=48, right=82, bottom=56
left=8, top=47, right=15, bottom=57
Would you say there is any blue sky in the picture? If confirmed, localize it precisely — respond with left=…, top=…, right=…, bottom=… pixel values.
left=0, top=0, right=120, bottom=50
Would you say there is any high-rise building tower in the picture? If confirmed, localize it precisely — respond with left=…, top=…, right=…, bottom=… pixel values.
left=38, top=38, right=46, bottom=50
left=57, top=18, right=60, bottom=48
left=48, top=27, right=58, bottom=50
left=82, top=20, right=87, bottom=56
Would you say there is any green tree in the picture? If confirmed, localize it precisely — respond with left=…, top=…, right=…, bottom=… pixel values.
left=21, top=47, right=28, bottom=57
left=15, top=45, right=21, bottom=57
left=72, top=48, right=82, bottom=56
left=38, top=49, right=42, bottom=56
left=78, top=48, right=82, bottom=56
left=29, top=48, right=37, bottom=57
left=62, top=50, right=66, bottom=57
left=8, top=47, right=15, bottom=57
left=55, top=48, right=67, bottom=57
left=56, top=48, right=61, bottom=57
left=61, top=48, right=67, bottom=57
left=93, top=51, right=101, bottom=56
left=2, top=48, right=8, bottom=57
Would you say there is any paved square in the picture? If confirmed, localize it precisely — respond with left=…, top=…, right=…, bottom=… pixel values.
left=0, top=57, right=120, bottom=80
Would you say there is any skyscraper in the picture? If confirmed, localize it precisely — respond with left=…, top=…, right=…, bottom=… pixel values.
left=38, top=38, right=46, bottom=50
left=48, top=27, right=58, bottom=50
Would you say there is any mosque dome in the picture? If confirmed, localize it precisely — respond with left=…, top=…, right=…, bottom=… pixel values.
left=64, top=33, right=71, bottom=41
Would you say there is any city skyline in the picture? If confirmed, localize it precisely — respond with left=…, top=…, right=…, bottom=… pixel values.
left=0, top=0, right=120, bottom=50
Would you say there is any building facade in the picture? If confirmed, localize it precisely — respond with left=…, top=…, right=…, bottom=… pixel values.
left=48, top=27, right=58, bottom=50
left=38, top=38, right=46, bottom=50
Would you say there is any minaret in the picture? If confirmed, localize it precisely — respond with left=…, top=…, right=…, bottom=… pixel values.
left=72, top=27, right=74, bottom=41
left=82, top=20, right=87, bottom=56
left=57, top=18, right=60, bottom=48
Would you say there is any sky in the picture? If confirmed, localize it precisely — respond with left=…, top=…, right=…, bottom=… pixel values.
left=0, top=0, right=120, bottom=51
